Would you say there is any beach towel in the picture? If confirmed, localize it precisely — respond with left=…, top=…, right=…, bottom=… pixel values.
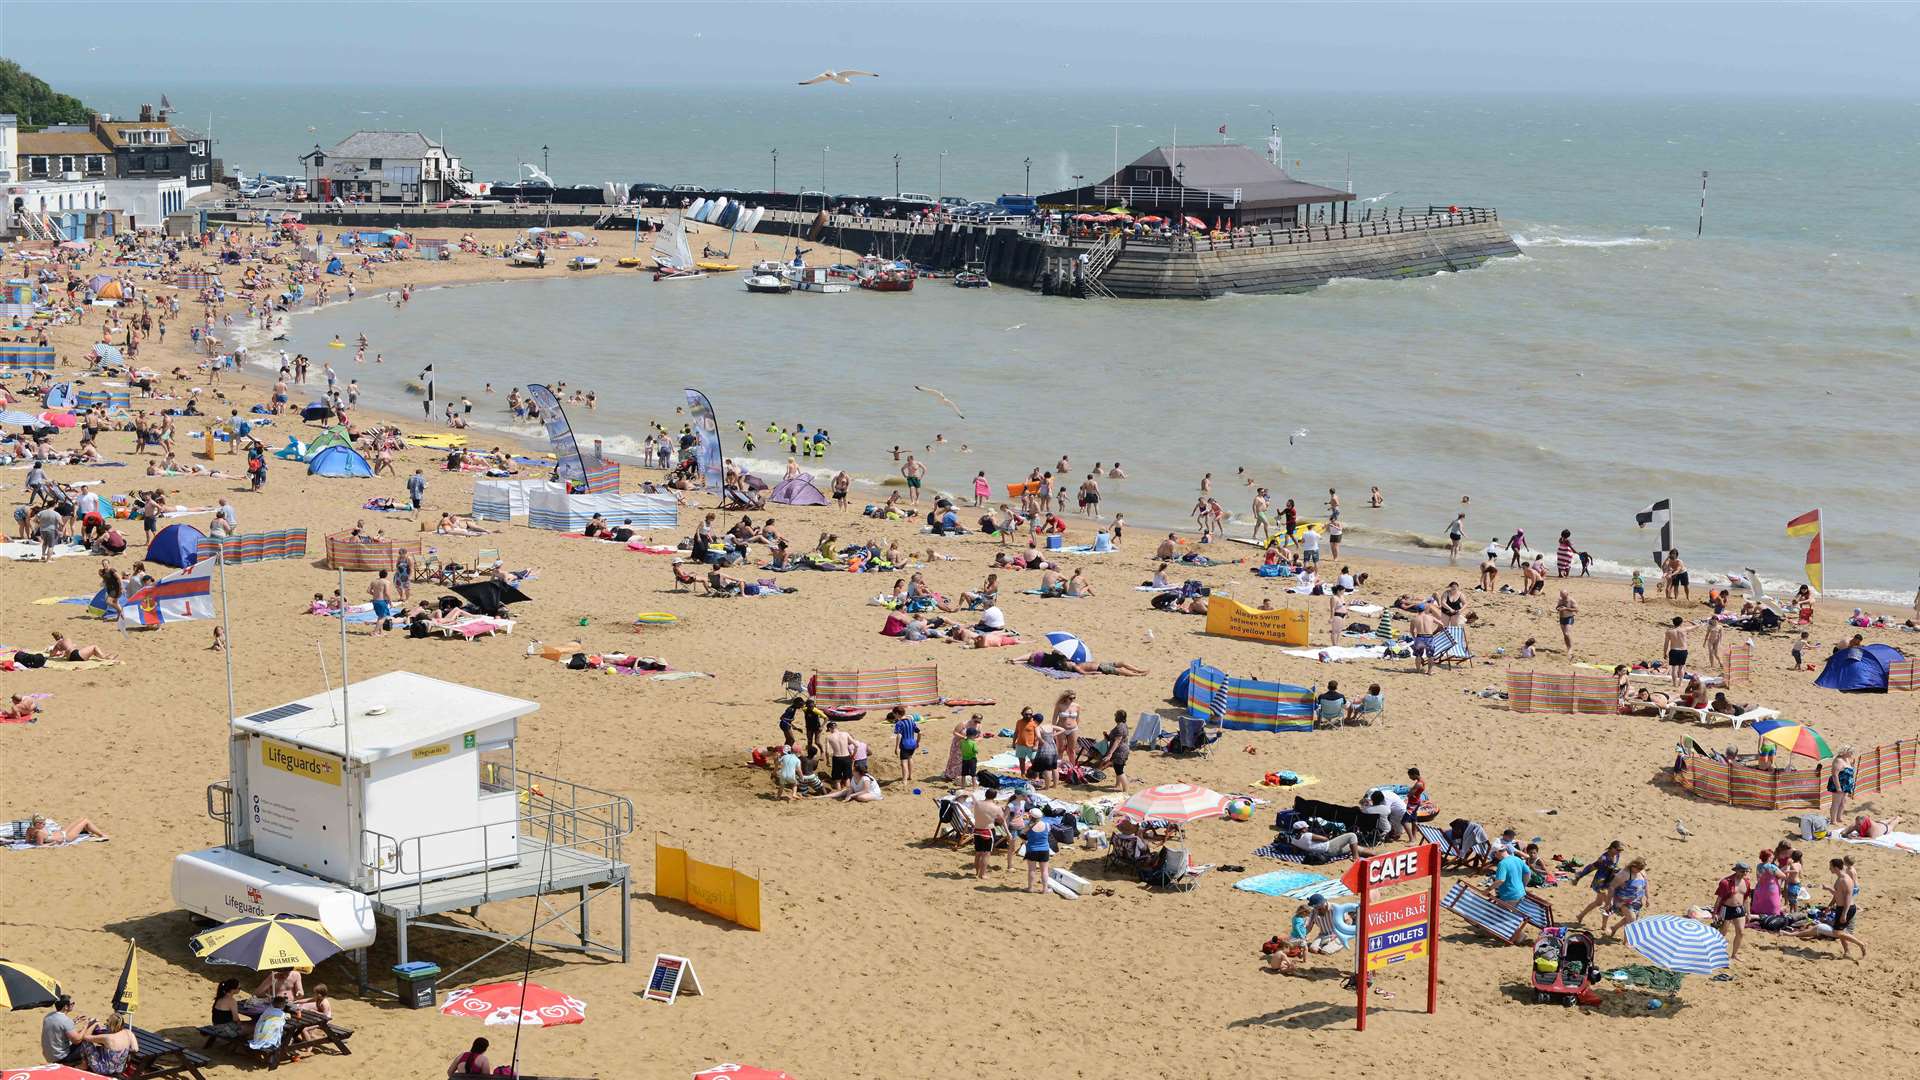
left=1026, top=665, right=1082, bottom=679
left=1252, top=841, right=1356, bottom=865
left=1233, top=870, right=1352, bottom=899
left=1282, top=645, right=1388, bottom=662
left=0, top=541, right=90, bottom=561
left=1839, top=830, right=1920, bottom=854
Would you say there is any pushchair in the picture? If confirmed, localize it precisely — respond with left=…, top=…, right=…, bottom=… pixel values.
left=1529, top=925, right=1602, bottom=1006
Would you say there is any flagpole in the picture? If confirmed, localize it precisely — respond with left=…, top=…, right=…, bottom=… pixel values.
left=217, top=550, right=234, bottom=727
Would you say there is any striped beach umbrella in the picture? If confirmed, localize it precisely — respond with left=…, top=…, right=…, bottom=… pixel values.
left=0, top=959, right=62, bottom=1011
left=91, top=343, right=124, bottom=365
left=189, top=914, right=341, bottom=971
left=0, top=410, right=42, bottom=428
left=1116, top=783, right=1231, bottom=825
left=1044, top=631, right=1089, bottom=664
left=1749, top=718, right=1833, bottom=760
left=1622, top=914, right=1730, bottom=975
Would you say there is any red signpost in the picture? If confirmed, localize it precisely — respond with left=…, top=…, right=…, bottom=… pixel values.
left=1341, top=842, right=1441, bottom=1030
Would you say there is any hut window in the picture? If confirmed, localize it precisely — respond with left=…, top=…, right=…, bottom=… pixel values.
left=477, top=741, right=515, bottom=794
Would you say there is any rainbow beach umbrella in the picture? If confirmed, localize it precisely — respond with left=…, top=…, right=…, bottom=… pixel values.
left=1749, top=717, right=1833, bottom=760
left=1116, top=783, right=1230, bottom=825
left=190, top=913, right=341, bottom=971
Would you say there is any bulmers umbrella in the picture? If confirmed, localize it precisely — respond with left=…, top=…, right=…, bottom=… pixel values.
left=190, top=913, right=341, bottom=971
left=0, top=959, right=62, bottom=1010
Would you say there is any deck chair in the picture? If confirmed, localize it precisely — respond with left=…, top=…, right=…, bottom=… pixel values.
left=1164, top=714, right=1217, bottom=757
left=1440, top=881, right=1552, bottom=944
left=1430, top=626, right=1474, bottom=666
left=1128, top=710, right=1165, bottom=750
left=475, top=547, right=501, bottom=567
left=670, top=561, right=708, bottom=594
left=1418, top=823, right=1491, bottom=865
left=1144, top=846, right=1212, bottom=892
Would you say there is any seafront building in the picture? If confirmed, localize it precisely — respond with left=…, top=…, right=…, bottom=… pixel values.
left=5, top=103, right=212, bottom=237
left=300, top=131, right=472, bottom=205
left=1040, top=143, right=1355, bottom=229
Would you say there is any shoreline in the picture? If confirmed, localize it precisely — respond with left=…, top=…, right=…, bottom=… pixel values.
left=243, top=266, right=1912, bottom=605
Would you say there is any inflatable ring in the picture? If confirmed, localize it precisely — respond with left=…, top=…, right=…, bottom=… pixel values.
left=825, top=706, right=866, bottom=722
left=1330, top=902, right=1360, bottom=944
left=632, top=613, right=678, bottom=625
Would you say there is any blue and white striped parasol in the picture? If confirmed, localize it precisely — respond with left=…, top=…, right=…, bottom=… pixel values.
left=1044, top=631, right=1089, bottom=663
left=1, top=409, right=44, bottom=427
left=92, top=342, right=124, bottom=365
left=1623, top=914, right=1729, bottom=975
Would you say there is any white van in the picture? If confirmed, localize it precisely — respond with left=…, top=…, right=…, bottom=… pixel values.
left=895, top=192, right=937, bottom=207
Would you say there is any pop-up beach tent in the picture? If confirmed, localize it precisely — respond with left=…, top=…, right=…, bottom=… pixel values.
left=771, top=473, right=829, bottom=506
left=307, top=445, right=373, bottom=478
left=1816, top=644, right=1906, bottom=693
left=146, top=522, right=206, bottom=568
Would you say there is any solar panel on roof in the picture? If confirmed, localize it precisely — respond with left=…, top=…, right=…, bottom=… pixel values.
left=244, top=702, right=313, bottom=725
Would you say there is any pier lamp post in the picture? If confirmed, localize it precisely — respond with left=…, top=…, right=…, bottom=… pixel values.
left=938, top=151, right=947, bottom=207
left=771, top=148, right=778, bottom=192
left=1176, top=162, right=1186, bottom=221
left=893, top=154, right=901, bottom=197
left=1024, top=157, right=1032, bottom=196
left=1071, top=174, right=1084, bottom=215
left=542, top=145, right=549, bottom=177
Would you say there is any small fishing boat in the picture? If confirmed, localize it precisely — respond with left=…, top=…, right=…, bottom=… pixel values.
left=509, top=250, right=545, bottom=267
left=568, top=255, right=600, bottom=270
left=653, top=266, right=708, bottom=282
left=860, top=268, right=915, bottom=292
left=954, top=261, right=990, bottom=288
left=794, top=267, right=850, bottom=294
left=743, top=274, right=793, bottom=294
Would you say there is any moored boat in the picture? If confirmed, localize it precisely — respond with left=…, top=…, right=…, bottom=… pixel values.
left=743, top=274, right=794, bottom=294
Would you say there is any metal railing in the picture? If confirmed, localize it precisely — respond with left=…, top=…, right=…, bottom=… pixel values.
left=360, top=766, right=634, bottom=912
left=1092, top=183, right=1241, bottom=209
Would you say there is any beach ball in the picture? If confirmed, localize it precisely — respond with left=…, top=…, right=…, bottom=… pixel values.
left=1226, top=799, right=1253, bottom=822
left=1044, top=631, right=1090, bottom=664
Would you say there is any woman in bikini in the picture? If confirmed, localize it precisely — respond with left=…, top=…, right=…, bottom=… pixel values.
left=27, top=814, right=110, bottom=844
left=1052, top=691, right=1080, bottom=767
left=48, top=631, right=116, bottom=662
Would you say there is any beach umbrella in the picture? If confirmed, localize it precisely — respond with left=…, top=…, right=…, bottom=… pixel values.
left=0, top=409, right=43, bottom=427
left=439, top=982, right=585, bottom=1026
left=110, top=940, right=138, bottom=1015
left=37, top=411, right=76, bottom=429
left=0, top=959, right=62, bottom=1011
left=451, top=580, right=531, bottom=616
left=1184, top=215, right=1207, bottom=229
left=189, top=913, right=341, bottom=971
left=1073, top=213, right=1098, bottom=222
left=2, top=1067, right=103, bottom=1080
left=91, top=342, right=124, bottom=365
left=695, top=1067, right=797, bottom=1080
left=1137, top=215, right=1164, bottom=224
left=1044, top=631, right=1089, bottom=664
left=1622, top=914, right=1730, bottom=975
left=1116, top=782, right=1231, bottom=825
left=1749, top=718, right=1833, bottom=760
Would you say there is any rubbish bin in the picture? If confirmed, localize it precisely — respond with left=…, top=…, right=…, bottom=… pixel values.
left=393, top=961, right=440, bottom=1009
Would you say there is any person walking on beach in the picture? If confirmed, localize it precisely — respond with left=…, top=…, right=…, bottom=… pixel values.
left=1446, top=513, right=1466, bottom=564
left=1571, top=840, right=1624, bottom=925
left=1556, top=530, right=1576, bottom=577
left=1251, top=488, right=1271, bottom=542
left=1663, top=617, right=1693, bottom=688
left=970, top=791, right=1005, bottom=880
left=1507, top=528, right=1528, bottom=568
left=1828, top=747, right=1856, bottom=825
left=1714, top=861, right=1752, bottom=963
left=901, top=455, right=927, bottom=504
left=1663, top=549, right=1691, bottom=601
left=1555, top=590, right=1578, bottom=654
left=407, top=468, right=427, bottom=519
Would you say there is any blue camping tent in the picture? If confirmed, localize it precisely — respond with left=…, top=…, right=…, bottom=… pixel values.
left=1816, top=643, right=1906, bottom=693
left=147, top=522, right=206, bottom=568
left=325, top=256, right=344, bottom=275
left=307, top=445, right=373, bottom=477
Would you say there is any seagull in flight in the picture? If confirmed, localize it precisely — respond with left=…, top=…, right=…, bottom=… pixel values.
left=1360, top=191, right=1397, bottom=204
left=798, top=69, right=879, bottom=86
left=914, top=385, right=965, bottom=419
left=1288, top=428, right=1308, bottom=445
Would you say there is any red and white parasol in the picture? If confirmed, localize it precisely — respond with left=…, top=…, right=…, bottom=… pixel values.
left=1115, top=782, right=1230, bottom=824
left=439, top=982, right=585, bottom=1026
left=694, top=1067, right=797, bottom=1080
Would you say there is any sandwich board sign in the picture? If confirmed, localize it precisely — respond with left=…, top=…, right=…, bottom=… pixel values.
left=644, top=953, right=702, bottom=1005
left=1341, top=843, right=1440, bottom=1031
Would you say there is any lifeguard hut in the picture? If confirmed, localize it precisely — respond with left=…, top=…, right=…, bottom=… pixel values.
left=172, top=671, right=633, bottom=988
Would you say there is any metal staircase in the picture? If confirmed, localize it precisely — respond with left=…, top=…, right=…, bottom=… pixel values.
left=1078, top=232, right=1121, bottom=299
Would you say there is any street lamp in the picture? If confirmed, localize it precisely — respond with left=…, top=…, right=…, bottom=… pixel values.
left=541, top=144, right=549, bottom=177
left=1024, top=156, right=1032, bottom=196
left=1071, top=174, right=1084, bottom=214
left=771, top=148, right=778, bottom=192
left=937, top=151, right=947, bottom=207
left=1176, top=162, right=1186, bottom=220
left=893, top=153, right=901, bottom=197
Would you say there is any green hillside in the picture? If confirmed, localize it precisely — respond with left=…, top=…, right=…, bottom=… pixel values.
left=0, top=58, right=92, bottom=129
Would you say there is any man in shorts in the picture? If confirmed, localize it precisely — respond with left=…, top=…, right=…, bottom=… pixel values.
left=822, top=721, right=854, bottom=792
left=1663, top=616, right=1693, bottom=688
left=970, top=790, right=1005, bottom=880
left=1409, top=608, right=1443, bottom=675
left=900, top=455, right=927, bottom=504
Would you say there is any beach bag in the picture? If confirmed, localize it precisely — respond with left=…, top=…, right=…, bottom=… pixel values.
left=976, top=771, right=1001, bottom=790
left=12, top=652, right=46, bottom=669
left=566, top=653, right=590, bottom=670
left=880, top=614, right=907, bottom=637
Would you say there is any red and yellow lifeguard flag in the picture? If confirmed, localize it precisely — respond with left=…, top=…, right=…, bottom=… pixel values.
left=1786, top=509, right=1822, bottom=592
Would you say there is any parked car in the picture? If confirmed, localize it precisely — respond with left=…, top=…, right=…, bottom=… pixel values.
left=895, top=192, right=937, bottom=207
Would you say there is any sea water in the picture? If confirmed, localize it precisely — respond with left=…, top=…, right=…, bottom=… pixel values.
left=140, top=84, right=1913, bottom=600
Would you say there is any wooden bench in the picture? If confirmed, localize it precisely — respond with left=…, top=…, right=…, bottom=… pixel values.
left=131, top=1025, right=214, bottom=1080
left=199, top=1010, right=351, bottom=1070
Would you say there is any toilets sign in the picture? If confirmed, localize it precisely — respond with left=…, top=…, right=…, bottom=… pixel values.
left=1343, top=843, right=1441, bottom=1032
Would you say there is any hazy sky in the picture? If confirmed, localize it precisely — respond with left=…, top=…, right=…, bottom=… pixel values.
left=4, top=1, right=1916, bottom=95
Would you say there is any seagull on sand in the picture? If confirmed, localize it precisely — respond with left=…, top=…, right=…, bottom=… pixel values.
left=914, top=385, right=965, bottom=419
left=1674, top=819, right=1691, bottom=840
left=798, top=69, right=879, bottom=86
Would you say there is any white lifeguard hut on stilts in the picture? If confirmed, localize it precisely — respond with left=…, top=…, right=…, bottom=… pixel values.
left=172, top=670, right=633, bottom=991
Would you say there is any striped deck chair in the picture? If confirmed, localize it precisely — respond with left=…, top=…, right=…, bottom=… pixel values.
left=1418, top=823, right=1489, bottom=864
left=1430, top=626, right=1473, bottom=666
left=1441, top=881, right=1538, bottom=945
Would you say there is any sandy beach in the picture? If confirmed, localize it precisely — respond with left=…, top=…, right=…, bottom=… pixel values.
left=4, top=225, right=1917, bottom=1080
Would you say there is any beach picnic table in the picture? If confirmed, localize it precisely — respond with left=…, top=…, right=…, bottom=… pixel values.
left=198, top=1008, right=352, bottom=1070
left=131, top=1024, right=215, bottom=1080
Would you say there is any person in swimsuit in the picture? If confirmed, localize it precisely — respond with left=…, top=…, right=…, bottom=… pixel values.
left=1793, top=858, right=1865, bottom=959
left=1664, top=550, right=1691, bottom=600
left=1408, top=608, right=1443, bottom=675
left=1663, top=617, right=1693, bottom=688
left=1714, top=862, right=1753, bottom=962
left=1602, top=859, right=1650, bottom=936
left=1555, top=590, right=1578, bottom=654
left=970, top=791, right=1005, bottom=880
left=1022, top=810, right=1055, bottom=894
left=1572, top=841, right=1624, bottom=925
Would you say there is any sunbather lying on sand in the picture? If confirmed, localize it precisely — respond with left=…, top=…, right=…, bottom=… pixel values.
left=436, top=513, right=491, bottom=536
left=48, top=632, right=115, bottom=662
left=1009, top=650, right=1147, bottom=676
left=26, top=813, right=110, bottom=843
